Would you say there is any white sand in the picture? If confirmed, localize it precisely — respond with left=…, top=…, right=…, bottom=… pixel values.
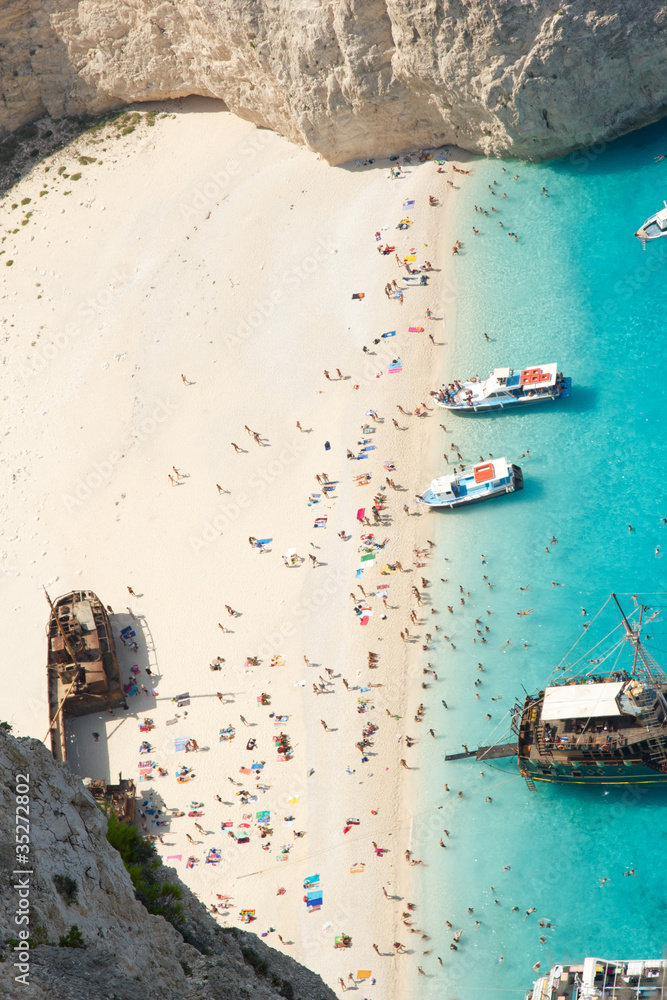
left=1, top=97, right=469, bottom=994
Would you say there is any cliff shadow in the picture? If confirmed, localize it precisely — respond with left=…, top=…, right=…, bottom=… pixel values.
left=551, top=116, right=667, bottom=180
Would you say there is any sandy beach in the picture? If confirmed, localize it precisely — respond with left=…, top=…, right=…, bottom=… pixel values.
left=1, top=97, right=471, bottom=995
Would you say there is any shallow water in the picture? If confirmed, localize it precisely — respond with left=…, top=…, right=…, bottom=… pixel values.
left=415, top=123, right=667, bottom=997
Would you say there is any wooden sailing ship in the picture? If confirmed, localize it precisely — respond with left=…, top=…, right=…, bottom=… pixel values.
left=46, top=589, right=124, bottom=762
left=517, top=595, right=667, bottom=786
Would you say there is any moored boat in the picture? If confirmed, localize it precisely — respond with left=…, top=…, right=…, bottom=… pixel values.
left=635, top=200, right=667, bottom=240
left=528, top=956, right=667, bottom=1000
left=417, top=457, right=522, bottom=508
left=517, top=594, right=667, bottom=786
left=46, top=589, right=124, bottom=762
left=432, top=364, right=571, bottom=412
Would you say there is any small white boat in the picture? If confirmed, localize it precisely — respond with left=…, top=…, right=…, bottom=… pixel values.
left=635, top=201, right=667, bottom=240
left=417, top=457, right=523, bottom=509
left=432, top=364, right=571, bottom=412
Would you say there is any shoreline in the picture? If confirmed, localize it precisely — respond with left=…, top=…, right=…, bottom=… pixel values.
left=1, top=99, right=473, bottom=995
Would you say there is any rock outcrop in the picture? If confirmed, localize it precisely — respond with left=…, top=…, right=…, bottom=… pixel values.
left=1, top=1, right=667, bottom=163
left=0, top=730, right=336, bottom=1000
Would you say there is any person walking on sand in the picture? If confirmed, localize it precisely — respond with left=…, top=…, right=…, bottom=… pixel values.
left=216, top=484, right=225, bottom=494
left=181, top=374, right=191, bottom=385
left=240, top=715, right=249, bottom=726
left=320, top=720, right=330, bottom=731
left=225, top=605, right=238, bottom=617
left=296, top=421, right=303, bottom=432
left=127, top=586, right=136, bottom=597
left=324, top=370, right=331, bottom=380
left=168, top=474, right=176, bottom=486
left=231, top=442, right=242, bottom=453
left=336, top=368, right=344, bottom=379
left=218, top=623, right=231, bottom=633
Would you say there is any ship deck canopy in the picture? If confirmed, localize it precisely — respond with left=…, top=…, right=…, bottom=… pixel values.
left=541, top=681, right=623, bottom=721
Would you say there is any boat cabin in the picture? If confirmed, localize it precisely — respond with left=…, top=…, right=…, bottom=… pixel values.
left=481, top=364, right=558, bottom=399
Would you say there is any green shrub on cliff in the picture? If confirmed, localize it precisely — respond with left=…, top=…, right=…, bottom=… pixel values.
left=105, top=814, right=184, bottom=927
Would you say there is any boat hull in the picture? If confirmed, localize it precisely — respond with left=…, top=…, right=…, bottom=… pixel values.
left=519, top=758, right=667, bottom=785
left=437, top=378, right=572, bottom=412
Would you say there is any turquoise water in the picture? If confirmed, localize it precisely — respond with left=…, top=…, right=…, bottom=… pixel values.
left=417, top=123, right=667, bottom=996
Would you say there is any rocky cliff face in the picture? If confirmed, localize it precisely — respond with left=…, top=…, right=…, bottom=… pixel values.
left=1, top=1, right=667, bottom=163
left=0, top=731, right=335, bottom=1000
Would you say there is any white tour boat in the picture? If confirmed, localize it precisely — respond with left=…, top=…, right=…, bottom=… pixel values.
left=417, top=457, right=522, bottom=509
left=635, top=201, right=667, bottom=241
left=529, top=956, right=667, bottom=1000
left=432, top=364, right=571, bottom=412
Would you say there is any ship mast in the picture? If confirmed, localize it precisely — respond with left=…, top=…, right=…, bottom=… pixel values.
left=612, top=592, right=663, bottom=684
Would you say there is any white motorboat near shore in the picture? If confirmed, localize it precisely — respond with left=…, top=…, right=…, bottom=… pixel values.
left=417, top=457, right=523, bottom=509
left=432, top=364, right=571, bottom=412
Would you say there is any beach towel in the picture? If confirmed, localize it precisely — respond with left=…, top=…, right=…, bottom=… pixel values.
left=350, top=863, right=365, bottom=874
left=408, top=326, right=424, bottom=333
left=239, top=767, right=251, bottom=775
left=288, top=796, right=299, bottom=804
left=174, top=738, right=188, bottom=752
left=388, top=362, right=403, bottom=374
left=360, top=552, right=375, bottom=562
left=222, top=821, right=234, bottom=827
left=257, top=538, right=273, bottom=545
left=357, top=971, right=372, bottom=980
left=404, top=254, right=416, bottom=262
left=352, top=293, right=365, bottom=300
left=314, top=517, right=327, bottom=527
left=166, top=855, right=182, bottom=862
left=166, top=718, right=178, bottom=726
left=356, top=453, right=369, bottom=460
left=251, top=763, right=264, bottom=770
left=304, top=876, right=320, bottom=889
left=256, top=811, right=270, bottom=822
left=402, top=199, right=415, bottom=208
left=381, top=331, right=396, bottom=339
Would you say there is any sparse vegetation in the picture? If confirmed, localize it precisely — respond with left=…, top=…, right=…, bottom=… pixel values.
left=58, top=925, right=85, bottom=948
left=53, top=873, right=79, bottom=904
left=105, top=814, right=184, bottom=928
left=29, top=926, right=48, bottom=947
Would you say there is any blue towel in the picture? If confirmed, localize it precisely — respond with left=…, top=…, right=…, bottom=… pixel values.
left=381, top=331, right=396, bottom=338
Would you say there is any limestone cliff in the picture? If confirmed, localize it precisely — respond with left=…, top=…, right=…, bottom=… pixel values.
left=0, top=730, right=335, bottom=1000
left=1, top=1, right=667, bottom=163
